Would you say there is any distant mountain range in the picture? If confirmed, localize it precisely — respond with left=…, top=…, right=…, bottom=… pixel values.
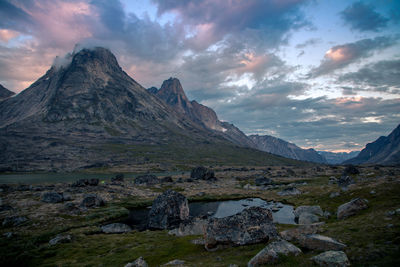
left=0, top=47, right=300, bottom=171
left=0, top=84, right=15, bottom=101
left=344, top=124, right=400, bottom=165
left=249, top=135, right=327, bottom=164
left=318, top=151, right=360, bottom=165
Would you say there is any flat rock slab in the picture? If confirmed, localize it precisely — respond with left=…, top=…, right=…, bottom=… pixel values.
left=312, top=250, right=350, bottom=267
left=101, top=223, right=132, bottom=234
left=49, top=234, right=72, bottom=245
left=298, top=212, right=320, bottom=225
left=248, top=240, right=302, bottom=266
left=294, top=205, right=323, bottom=218
left=337, top=198, right=368, bottom=219
left=280, top=223, right=323, bottom=242
left=204, top=206, right=277, bottom=250
left=300, top=234, right=346, bottom=251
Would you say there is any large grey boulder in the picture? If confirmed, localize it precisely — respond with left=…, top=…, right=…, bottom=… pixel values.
left=248, top=240, right=302, bottom=266
left=168, top=218, right=207, bottom=236
left=298, top=212, right=320, bottom=225
left=277, top=187, right=301, bottom=196
left=2, top=216, right=28, bottom=227
left=134, top=174, right=159, bottom=185
left=337, top=198, right=368, bottom=219
left=338, top=176, right=354, bottom=188
left=299, top=234, right=346, bottom=251
left=294, top=205, right=323, bottom=218
left=49, top=234, right=72, bottom=245
left=101, top=223, right=132, bottom=234
left=41, top=191, right=63, bottom=203
left=204, top=206, right=277, bottom=250
left=148, top=190, right=189, bottom=229
left=190, top=166, right=216, bottom=181
left=125, top=257, right=148, bottom=267
left=280, top=223, right=323, bottom=242
left=312, top=251, right=350, bottom=267
left=254, top=177, right=273, bottom=186
left=80, top=194, right=105, bottom=208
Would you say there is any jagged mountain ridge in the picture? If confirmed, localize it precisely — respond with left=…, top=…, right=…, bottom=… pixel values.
left=344, top=124, right=400, bottom=165
left=318, top=150, right=360, bottom=164
left=249, top=135, right=327, bottom=163
left=148, top=78, right=256, bottom=148
left=0, top=47, right=301, bottom=171
left=0, top=84, right=15, bottom=101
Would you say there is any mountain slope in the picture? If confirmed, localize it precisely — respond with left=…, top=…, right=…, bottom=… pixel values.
left=0, top=47, right=302, bottom=171
left=148, top=78, right=256, bottom=148
left=0, top=84, right=15, bottom=101
left=344, top=124, right=400, bottom=165
left=249, top=135, right=327, bottom=163
left=318, top=151, right=360, bottom=164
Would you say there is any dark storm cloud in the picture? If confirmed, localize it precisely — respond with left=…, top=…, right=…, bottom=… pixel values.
left=152, top=0, right=311, bottom=50
left=340, top=1, right=388, bottom=32
left=309, top=36, right=398, bottom=78
left=339, top=59, right=400, bottom=90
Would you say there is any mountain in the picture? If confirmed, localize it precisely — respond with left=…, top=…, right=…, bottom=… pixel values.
left=148, top=78, right=256, bottom=148
left=0, top=47, right=301, bottom=171
left=344, top=124, right=400, bottom=165
left=249, top=135, right=327, bottom=163
left=318, top=151, right=360, bottom=164
left=0, top=84, right=15, bottom=101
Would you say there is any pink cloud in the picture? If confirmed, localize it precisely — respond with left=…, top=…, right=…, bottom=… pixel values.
left=0, top=29, right=19, bottom=42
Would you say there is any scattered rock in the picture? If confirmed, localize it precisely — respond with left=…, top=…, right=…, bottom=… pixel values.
left=323, top=211, right=332, bottom=219
left=41, top=191, right=63, bottom=203
left=294, top=205, right=323, bottom=218
left=169, top=218, right=207, bottom=236
left=2, top=216, right=28, bottom=227
left=277, top=187, right=301, bottom=196
left=286, top=168, right=296, bottom=176
left=204, top=206, right=277, bottom=250
left=190, top=166, right=216, bottom=181
left=248, top=240, right=302, bottom=266
left=62, top=202, right=81, bottom=214
left=101, top=223, right=132, bottom=234
left=190, top=238, right=205, bottom=245
left=3, top=232, right=13, bottom=238
left=49, top=234, right=72, bottom=245
left=370, top=190, right=376, bottom=195
left=62, top=192, right=72, bottom=201
left=71, top=178, right=99, bottom=187
left=299, top=234, right=347, bottom=251
left=338, top=176, right=354, bottom=188
left=80, top=194, right=105, bottom=208
left=134, top=174, right=159, bottom=185
left=280, top=223, right=323, bottom=242
left=337, top=198, right=368, bottom=220
left=330, top=192, right=340, bottom=198
left=255, top=177, right=273, bottom=186
left=148, top=190, right=189, bottom=229
left=125, top=256, right=148, bottom=267
left=312, top=250, right=350, bottom=267
left=160, top=176, right=173, bottom=183
left=343, top=165, right=360, bottom=176
left=111, top=173, right=124, bottom=183
left=329, top=177, right=337, bottom=184
left=298, top=212, right=320, bottom=225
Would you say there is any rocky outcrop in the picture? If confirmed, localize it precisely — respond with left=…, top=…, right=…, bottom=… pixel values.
left=249, top=135, right=327, bottom=163
left=344, top=124, right=400, bottom=165
left=312, top=251, right=350, bottom=267
left=254, top=177, right=273, bottom=186
left=248, top=240, right=302, bottom=266
left=204, top=207, right=277, bottom=250
left=80, top=194, right=105, bottom=208
left=71, top=179, right=99, bottom=187
left=0, top=84, right=14, bottom=101
left=337, top=198, right=368, bottom=219
left=134, top=175, right=159, bottom=185
left=2, top=216, right=28, bottom=227
left=101, top=223, right=132, bottom=234
left=148, top=190, right=189, bottom=229
left=298, top=213, right=320, bottom=225
left=41, top=192, right=64, bottom=203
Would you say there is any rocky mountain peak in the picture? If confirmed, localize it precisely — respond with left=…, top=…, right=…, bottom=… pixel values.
left=0, top=84, right=15, bottom=101
left=157, top=77, right=190, bottom=109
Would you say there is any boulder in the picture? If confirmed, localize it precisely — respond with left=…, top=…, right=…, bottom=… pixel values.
left=342, top=165, right=360, bottom=176
left=62, top=192, right=72, bottom=201
left=294, top=205, right=323, bottom=218
left=162, top=259, right=186, bottom=266
left=125, top=257, right=148, bottom=267
left=248, top=240, right=302, bottom=266
left=299, top=234, right=346, bottom=251
left=255, top=177, right=273, bottom=186
left=190, top=166, right=216, bottom=181
left=88, top=178, right=99, bottom=186
left=148, top=190, right=189, bottom=229
left=160, top=176, right=173, bottom=183
left=338, top=176, right=354, bottom=188
left=337, top=198, right=368, bottom=219
left=134, top=174, right=159, bottom=185
left=41, top=191, right=63, bottom=203
left=71, top=178, right=99, bottom=187
left=2, top=216, right=28, bottom=227
left=312, top=251, right=350, bottom=267
left=49, top=234, right=72, bottom=245
left=111, top=173, right=124, bottom=183
left=204, top=206, right=277, bottom=250
left=80, top=194, right=105, bottom=208
left=101, top=223, right=132, bottom=234
left=298, top=212, right=320, bottom=225
left=277, top=187, right=301, bottom=196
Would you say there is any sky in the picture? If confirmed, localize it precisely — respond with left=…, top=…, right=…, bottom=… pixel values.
left=0, top=0, right=399, bottom=152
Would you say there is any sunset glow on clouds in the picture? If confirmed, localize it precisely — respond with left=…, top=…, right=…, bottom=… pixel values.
left=0, top=0, right=399, bottom=151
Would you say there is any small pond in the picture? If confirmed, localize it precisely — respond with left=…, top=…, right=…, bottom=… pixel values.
left=125, top=198, right=295, bottom=230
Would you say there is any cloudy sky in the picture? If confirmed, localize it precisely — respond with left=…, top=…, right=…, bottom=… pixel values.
left=1, top=0, right=399, bottom=152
